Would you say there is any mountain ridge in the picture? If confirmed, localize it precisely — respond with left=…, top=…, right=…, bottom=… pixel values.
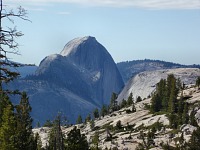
left=17, top=59, right=200, bottom=83
left=117, top=59, right=200, bottom=83
left=8, top=36, right=124, bottom=125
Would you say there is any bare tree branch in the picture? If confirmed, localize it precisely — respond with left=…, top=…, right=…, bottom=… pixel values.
left=0, top=0, right=30, bottom=94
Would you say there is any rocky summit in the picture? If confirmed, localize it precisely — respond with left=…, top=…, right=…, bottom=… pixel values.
left=8, top=36, right=124, bottom=125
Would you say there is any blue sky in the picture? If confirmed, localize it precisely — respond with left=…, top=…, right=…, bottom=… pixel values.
left=4, top=0, right=200, bottom=65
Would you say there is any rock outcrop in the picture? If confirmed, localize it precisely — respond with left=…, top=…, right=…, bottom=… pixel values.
left=8, top=36, right=124, bottom=125
left=117, top=68, right=200, bottom=102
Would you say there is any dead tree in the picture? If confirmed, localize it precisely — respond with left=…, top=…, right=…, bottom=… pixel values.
left=0, top=0, right=29, bottom=92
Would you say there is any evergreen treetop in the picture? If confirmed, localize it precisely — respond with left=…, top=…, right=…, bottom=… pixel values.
left=196, top=76, right=200, bottom=88
left=127, top=92, right=134, bottom=106
left=65, top=126, right=89, bottom=150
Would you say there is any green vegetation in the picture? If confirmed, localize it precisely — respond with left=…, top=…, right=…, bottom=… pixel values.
left=46, top=115, right=89, bottom=150
left=90, top=119, right=95, bottom=130
left=135, top=74, right=200, bottom=149
left=120, top=99, right=127, bottom=108
left=76, top=114, right=83, bottom=124
left=0, top=89, right=39, bottom=150
left=127, top=92, right=134, bottom=106
left=150, top=74, right=179, bottom=113
left=136, top=96, right=142, bottom=103
left=187, top=127, right=200, bottom=149
left=0, top=97, right=17, bottom=150
left=119, top=92, right=137, bottom=113
left=115, top=120, right=122, bottom=130
left=150, top=74, right=192, bottom=129
left=196, top=76, right=200, bottom=88
left=43, top=120, right=53, bottom=127
left=47, top=115, right=65, bottom=150
left=90, top=132, right=100, bottom=150
left=0, top=2, right=43, bottom=149
left=85, top=114, right=91, bottom=123
left=109, top=92, right=119, bottom=113
left=65, top=126, right=89, bottom=150
left=100, top=104, right=108, bottom=117
left=93, top=108, right=99, bottom=119
left=15, top=92, right=34, bottom=150
left=147, top=121, right=164, bottom=132
left=136, top=130, right=155, bottom=150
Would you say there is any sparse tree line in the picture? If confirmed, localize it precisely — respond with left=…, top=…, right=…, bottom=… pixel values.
left=75, top=91, right=138, bottom=127
left=136, top=75, right=200, bottom=150
left=46, top=115, right=89, bottom=150
left=84, top=74, right=200, bottom=150
left=150, top=74, right=200, bottom=129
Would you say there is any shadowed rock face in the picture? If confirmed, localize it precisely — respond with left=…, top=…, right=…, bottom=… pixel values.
left=9, top=36, right=124, bottom=125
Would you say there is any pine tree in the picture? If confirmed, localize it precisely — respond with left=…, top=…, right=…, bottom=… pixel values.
left=136, top=130, right=148, bottom=149
left=0, top=92, right=10, bottom=126
left=76, top=114, right=83, bottom=124
left=167, top=74, right=178, bottom=113
left=177, top=78, right=182, bottom=92
left=48, top=115, right=65, bottom=150
left=0, top=100, right=17, bottom=150
left=147, top=130, right=155, bottom=147
left=177, top=97, right=185, bottom=125
left=120, top=99, right=127, bottom=108
left=43, top=119, right=53, bottom=127
left=168, top=113, right=178, bottom=129
left=109, top=92, right=118, bottom=112
left=178, top=132, right=185, bottom=149
left=190, top=109, right=198, bottom=127
left=151, top=94, right=161, bottom=113
left=93, top=108, right=99, bottom=119
left=159, top=79, right=168, bottom=111
left=65, top=126, right=89, bottom=150
left=182, top=102, right=189, bottom=124
left=34, top=133, right=43, bottom=150
left=196, top=76, right=200, bottom=88
left=136, top=96, right=142, bottom=103
left=127, top=92, right=134, bottom=106
left=101, top=104, right=108, bottom=117
left=132, top=103, right=136, bottom=112
left=150, top=74, right=180, bottom=114
left=151, top=79, right=167, bottom=112
left=0, top=2, right=33, bottom=149
left=188, top=127, right=200, bottom=149
left=0, top=0, right=30, bottom=89
left=30, top=133, right=42, bottom=150
left=90, top=119, right=95, bottom=131
left=91, top=132, right=99, bottom=149
left=15, top=92, right=33, bottom=150
left=115, top=120, right=122, bottom=130
left=85, top=114, right=91, bottom=123
left=168, top=90, right=176, bottom=113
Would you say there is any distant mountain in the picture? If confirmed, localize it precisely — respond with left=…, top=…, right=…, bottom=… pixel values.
left=5, top=61, right=38, bottom=78
left=7, top=36, right=124, bottom=125
left=17, top=65, right=38, bottom=77
left=117, top=59, right=200, bottom=83
left=117, top=68, right=200, bottom=102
